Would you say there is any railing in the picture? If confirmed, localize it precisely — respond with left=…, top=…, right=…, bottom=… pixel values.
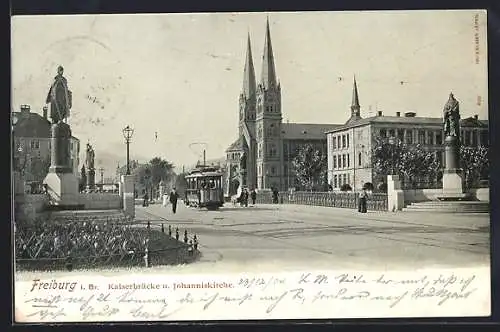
left=256, top=191, right=388, bottom=211
left=15, top=215, right=200, bottom=271
left=401, top=181, right=443, bottom=190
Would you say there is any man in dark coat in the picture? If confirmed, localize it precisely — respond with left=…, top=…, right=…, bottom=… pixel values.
left=170, top=187, right=179, bottom=214
left=358, top=188, right=368, bottom=213
left=250, top=189, right=257, bottom=205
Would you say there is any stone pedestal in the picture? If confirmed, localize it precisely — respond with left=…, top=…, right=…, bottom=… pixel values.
left=387, top=175, right=405, bottom=211
left=437, top=135, right=471, bottom=201
left=43, top=122, right=79, bottom=206
left=121, top=175, right=135, bottom=218
left=86, top=169, right=96, bottom=191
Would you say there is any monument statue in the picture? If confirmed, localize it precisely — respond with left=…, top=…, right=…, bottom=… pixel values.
left=85, top=143, right=95, bottom=170
left=43, top=65, right=79, bottom=206
left=443, top=92, right=460, bottom=138
left=45, top=65, right=72, bottom=123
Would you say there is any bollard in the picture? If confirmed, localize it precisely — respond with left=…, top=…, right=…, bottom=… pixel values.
left=175, top=228, right=179, bottom=241
left=161, top=223, right=164, bottom=233
left=168, top=225, right=172, bottom=237
left=184, top=230, right=188, bottom=243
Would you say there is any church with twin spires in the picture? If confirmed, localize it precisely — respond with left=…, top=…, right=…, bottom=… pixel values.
left=224, top=18, right=340, bottom=195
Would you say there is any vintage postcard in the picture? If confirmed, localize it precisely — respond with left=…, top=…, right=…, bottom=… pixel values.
left=11, top=10, right=490, bottom=322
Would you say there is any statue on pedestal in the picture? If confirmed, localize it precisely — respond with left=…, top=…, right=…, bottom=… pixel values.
left=443, top=92, right=460, bottom=139
left=46, top=65, right=72, bottom=124
left=85, top=143, right=95, bottom=171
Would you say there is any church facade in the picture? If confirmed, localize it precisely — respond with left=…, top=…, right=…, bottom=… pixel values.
left=224, top=19, right=339, bottom=195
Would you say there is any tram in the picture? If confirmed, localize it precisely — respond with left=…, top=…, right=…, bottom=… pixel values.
left=185, top=166, right=224, bottom=210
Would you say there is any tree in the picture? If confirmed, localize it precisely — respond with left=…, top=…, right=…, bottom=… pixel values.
left=30, top=156, right=51, bottom=182
left=175, top=172, right=188, bottom=195
left=372, top=136, right=440, bottom=188
left=292, top=144, right=327, bottom=191
left=148, top=157, right=175, bottom=188
left=460, top=145, right=489, bottom=189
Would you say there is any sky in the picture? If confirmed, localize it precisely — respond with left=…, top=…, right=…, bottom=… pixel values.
left=11, top=10, right=488, bottom=178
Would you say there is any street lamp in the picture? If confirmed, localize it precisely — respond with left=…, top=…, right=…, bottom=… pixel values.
left=388, top=136, right=397, bottom=175
left=99, top=167, right=104, bottom=184
left=122, top=125, right=134, bottom=175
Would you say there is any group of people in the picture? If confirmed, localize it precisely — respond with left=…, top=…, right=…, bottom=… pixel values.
left=238, top=188, right=257, bottom=207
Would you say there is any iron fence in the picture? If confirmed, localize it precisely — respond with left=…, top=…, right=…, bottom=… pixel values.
left=15, top=214, right=200, bottom=271
left=256, top=191, right=388, bottom=211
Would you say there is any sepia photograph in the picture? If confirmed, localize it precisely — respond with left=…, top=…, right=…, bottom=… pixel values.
left=11, top=10, right=490, bottom=322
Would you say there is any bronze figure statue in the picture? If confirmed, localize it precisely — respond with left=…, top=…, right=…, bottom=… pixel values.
left=85, top=143, right=95, bottom=171
left=45, top=66, right=72, bottom=124
left=443, top=92, right=460, bottom=138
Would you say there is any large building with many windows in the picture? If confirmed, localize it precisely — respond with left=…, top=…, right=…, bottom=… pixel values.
left=326, top=81, right=489, bottom=191
left=12, top=104, right=80, bottom=182
left=224, top=18, right=339, bottom=195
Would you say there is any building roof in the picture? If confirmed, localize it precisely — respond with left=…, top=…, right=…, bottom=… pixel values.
left=282, top=123, right=341, bottom=140
left=12, top=111, right=51, bottom=138
left=326, top=115, right=489, bottom=133
left=225, top=137, right=243, bottom=152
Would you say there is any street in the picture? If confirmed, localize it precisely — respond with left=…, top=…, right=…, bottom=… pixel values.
left=135, top=202, right=490, bottom=272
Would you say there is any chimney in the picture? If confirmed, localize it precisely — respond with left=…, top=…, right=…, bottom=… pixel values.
left=20, top=104, right=30, bottom=116
left=396, top=112, right=401, bottom=117
left=43, top=106, right=48, bottom=119
left=474, top=114, right=478, bottom=120
left=404, top=112, right=416, bottom=117
left=377, top=111, right=383, bottom=116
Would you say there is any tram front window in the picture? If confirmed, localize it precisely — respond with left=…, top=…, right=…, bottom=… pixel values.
left=209, top=179, right=215, bottom=189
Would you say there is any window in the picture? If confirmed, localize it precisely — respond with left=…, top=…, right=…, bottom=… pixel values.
left=342, top=135, right=346, bottom=148
left=358, top=152, right=362, bottom=166
left=334, top=175, right=338, bottom=188
left=397, top=129, right=404, bottom=141
left=258, top=144, right=262, bottom=158
left=436, top=132, right=442, bottom=145
left=427, top=131, right=434, bottom=145
left=284, top=165, right=288, bottom=176
left=258, top=165, right=262, bottom=175
left=380, top=129, right=387, bottom=138
left=30, top=140, right=40, bottom=149
left=343, top=174, right=347, bottom=185
left=342, top=155, right=346, bottom=168
left=348, top=173, right=350, bottom=185
left=333, top=156, right=337, bottom=169
left=472, top=131, right=478, bottom=146
left=271, top=166, right=276, bottom=175
left=465, top=131, right=471, bottom=146
left=406, top=131, right=413, bottom=144
left=418, top=130, right=426, bottom=144
left=347, top=154, right=350, bottom=167
left=332, top=137, right=337, bottom=150
left=266, top=106, right=269, bottom=113
left=338, top=155, right=342, bottom=168
left=337, top=136, right=341, bottom=149
left=283, top=143, right=288, bottom=159
left=388, top=129, right=395, bottom=138
left=347, top=134, right=350, bottom=148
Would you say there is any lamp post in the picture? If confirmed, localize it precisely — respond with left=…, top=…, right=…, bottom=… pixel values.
left=122, top=125, right=134, bottom=175
left=388, top=136, right=397, bottom=175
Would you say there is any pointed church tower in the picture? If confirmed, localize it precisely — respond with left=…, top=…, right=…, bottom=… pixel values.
left=239, top=32, right=257, bottom=126
left=238, top=32, right=258, bottom=190
left=256, top=17, right=283, bottom=190
left=346, top=75, right=362, bottom=124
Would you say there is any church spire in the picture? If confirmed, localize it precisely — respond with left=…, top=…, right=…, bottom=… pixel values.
left=351, top=75, right=360, bottom=113
left=346, top=75, right=362, bottom=124
left=260, top=17, right=277, bottom=90
left=242, top=32, right=256, bottom=98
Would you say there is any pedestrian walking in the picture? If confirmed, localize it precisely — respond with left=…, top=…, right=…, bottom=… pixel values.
left=175, top=227, right=179, bottom=241
left=244, top=188, right=249, bottom=207
left=193, top=234, right=198, bottom=250
left=358, top=188, right=368, bottom=213
left=272, top=188, right=279, bottom=204
left=188, top=240, right=194, bottom=256
left=250, top=189, right=257, bottom=205
left=184, top=230, right=188, bottom=243
left=170, top=187, right=179, bottom=214
left=168, top=225, right=172, bottom=237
